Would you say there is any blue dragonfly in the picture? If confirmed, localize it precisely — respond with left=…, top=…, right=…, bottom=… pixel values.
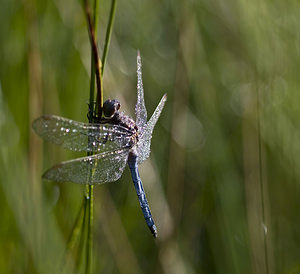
left=32, top=53, right=167, bottom=238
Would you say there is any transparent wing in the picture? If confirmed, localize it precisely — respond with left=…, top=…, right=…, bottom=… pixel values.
left=135, top=51, right=147, bottom=129
left=32, top=115, right=132, bottom=152
left=137, top=94, right=167, bottom=164
left=43, top=148, right=130, bottom=184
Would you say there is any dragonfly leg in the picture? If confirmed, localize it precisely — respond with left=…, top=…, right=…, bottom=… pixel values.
left=87, top=101, right=102, bottom=123
left=87, top=101, right=96, bottom=122
left=128, top=153, right=157, bottom=238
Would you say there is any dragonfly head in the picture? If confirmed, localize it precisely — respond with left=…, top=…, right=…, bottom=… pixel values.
left=103, top=99, right=121, bottom=119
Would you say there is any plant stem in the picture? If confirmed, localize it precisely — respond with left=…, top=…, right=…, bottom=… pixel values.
left=88, top=0, right=99, bottom=114
left=76, top=196, right=88, bottom=269
left=66, top=198, right=86, bottom=251
left=102, top=0, right=117, bottom=76
left=85, top=185, right=94, bottom=274
left=84, top=0, right=100, bottom=272
left=84, top=0, right=103, bottom=119
left=66, top=0, right=117, bottom=272
left=256, top=83, right=269, bottom=274
left=85, top=0, right=106, bottom=272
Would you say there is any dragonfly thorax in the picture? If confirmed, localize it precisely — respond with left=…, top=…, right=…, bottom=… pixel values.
left=101, top=99, right=138, bottom=147
left=102, top=99, right=137, bottom=131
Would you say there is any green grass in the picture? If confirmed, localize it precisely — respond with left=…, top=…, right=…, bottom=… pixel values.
left=1, top=0, right=300, bottom=273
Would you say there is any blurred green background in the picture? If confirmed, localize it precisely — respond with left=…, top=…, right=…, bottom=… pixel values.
left=1, top=0, right=300, bottom=273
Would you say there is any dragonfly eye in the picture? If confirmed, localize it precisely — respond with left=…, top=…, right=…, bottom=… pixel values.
left=103, top=99, right=121, bottom=118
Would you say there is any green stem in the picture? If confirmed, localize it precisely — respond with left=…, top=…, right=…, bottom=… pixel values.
left=93, top=0, right=99, bottom=31
left=85, top=0, right=105, bottom=272
left=102, top=0, right=117, bottom=76
left=89, top=0, right=99, bottom=113
left=66, top=199, right=86, bottom=251
left=62, top=197, right=86, bottom=272
left=85, top=0, right=99, bottom=272
left=65, top=0, right=117, bottom=272
left=75, top=196, right=88, bottom=269
left=85, top=185, right=94, bottom=274
left=256, top=82, right=269, bottom=274
left=84, top=0, right=103, bottom=119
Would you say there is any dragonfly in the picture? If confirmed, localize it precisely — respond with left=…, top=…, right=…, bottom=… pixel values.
left=32, top=53, right=167, bottom=238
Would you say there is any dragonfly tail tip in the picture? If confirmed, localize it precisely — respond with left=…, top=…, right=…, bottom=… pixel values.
left=150, top=225, right=158, bottom=238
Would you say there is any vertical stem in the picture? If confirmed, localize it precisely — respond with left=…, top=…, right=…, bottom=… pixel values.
left=88, top=58, right=96, bottom=119
left=67, top=0, right=117, bottom=272
left=256, top=83, right=269, bottom=274
left=84, top=0, right=103, bottom=119
left=85, top=185, right=94, bottom=274
left=65, top=0, right=118, bottom=272
left=66, top=199, right=86, bottom=252
left=102, top=0, right=117, bottom=76
left=84, top=0, right=100, bottom=273
left=75, top=197, right=88, bottom=269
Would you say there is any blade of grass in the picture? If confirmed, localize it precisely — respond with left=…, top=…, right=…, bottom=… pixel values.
left=85, top=1, right=118, bottom=272
left=102, top=0, right=117, bottom=76
left=75, top=195, right=88, bottom=270
left=85, top=185, right=94, bottom=274
left=88, top=0, right=99, bottom=117
left=84, top=0, right=103, bottom=119
left=84, top=1, right=99, bottom=273
left=63, top=1, right=100, bottom=272
left=64, top=0, right=118, bottom=272
left=256, top=80, right=269, bottom=274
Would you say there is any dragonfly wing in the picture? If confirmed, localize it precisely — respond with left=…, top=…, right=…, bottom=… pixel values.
left=137, top=94, right=167, bottom=164
left=32, top=115, right=132, bottom=152
left=43, top=148, right=130, bottom=184
left=135, top=51, right=147, bottom=129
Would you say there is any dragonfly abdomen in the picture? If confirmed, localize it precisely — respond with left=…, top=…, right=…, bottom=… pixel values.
left=128, top=152, right=157, bottom=238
